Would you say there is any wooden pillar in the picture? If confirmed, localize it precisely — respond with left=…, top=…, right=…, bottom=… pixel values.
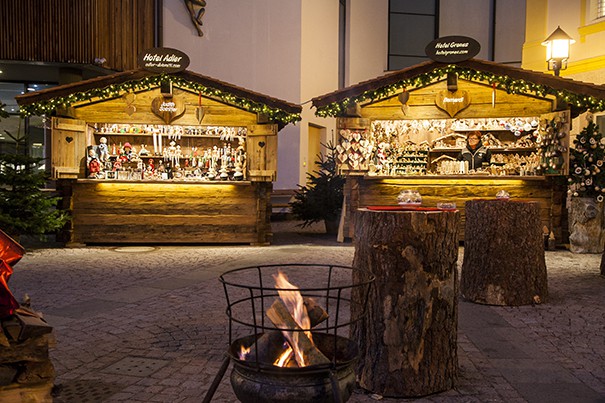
left=351, top=208, right=460, bottom=397
left=336, top=117, right=370, bottom=240
left=343, top=176, right=360, bottom=239
left=461, top=199, right=548, bottom=305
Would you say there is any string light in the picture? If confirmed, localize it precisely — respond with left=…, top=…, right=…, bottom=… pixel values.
left=20, top=74, right=302, bottom=124
left=315, top=65, right=605, bottom=117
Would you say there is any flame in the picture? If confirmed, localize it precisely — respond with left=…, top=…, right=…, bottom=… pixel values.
left=273, top=270, right=313, bottom=367
left=274, top=344, right=293, bottom=367
left=238, top=344, right=251, bottom=360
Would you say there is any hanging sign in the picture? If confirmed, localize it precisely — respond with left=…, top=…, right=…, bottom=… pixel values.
left=139, top=47, right=190, bottom=73
left=435, top=90, right=471, bottom=117
left=151, top=96, right=186, bottom=124
left=425, top=36, right=481, bottom=63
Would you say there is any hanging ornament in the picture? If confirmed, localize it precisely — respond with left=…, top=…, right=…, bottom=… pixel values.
left=398, top=89, right=410, bottom=116
left=491, top=82, right=496, bottom=108
left=196, top=91, right=205, bottom=123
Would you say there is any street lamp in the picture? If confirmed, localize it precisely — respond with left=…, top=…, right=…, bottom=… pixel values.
left=542, top=26, right=575, bottom=76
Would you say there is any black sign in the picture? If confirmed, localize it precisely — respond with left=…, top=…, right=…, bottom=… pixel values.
left=425, top=36, right=481, bottom=63
left=138, top=48, right=190, bottom=73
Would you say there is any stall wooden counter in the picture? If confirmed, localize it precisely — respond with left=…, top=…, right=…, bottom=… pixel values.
left=344, top=174, right=566, bottom=242
left=58, top=179, right=271, bottom=245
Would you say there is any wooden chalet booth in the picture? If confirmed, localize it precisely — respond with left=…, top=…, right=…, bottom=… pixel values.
left=312, top=59, right=605, bottom=244
left=16, top=69, right=301, bottom=245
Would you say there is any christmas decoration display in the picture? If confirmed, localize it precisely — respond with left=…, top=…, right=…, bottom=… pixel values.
left=315, top=65, right=605, bottom=118
left=568, top=114, right=605, bottom=202
left=537, top=114, right=568, bottom=175
left=19, top=74, right=301, bottom=124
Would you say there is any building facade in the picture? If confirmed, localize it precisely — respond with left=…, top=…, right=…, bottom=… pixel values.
left=162, top=0, right=527, bottom=189
left=4, top=0, right=605, bottom=190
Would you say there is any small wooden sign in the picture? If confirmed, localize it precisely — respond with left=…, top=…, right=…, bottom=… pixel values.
left=139, top=47, right=190, bottom=73
left=151, top=96, right=186, bottom=124
left=425, top=36, right=481, bottom=63
left=435, top=90, right=471, bottom=117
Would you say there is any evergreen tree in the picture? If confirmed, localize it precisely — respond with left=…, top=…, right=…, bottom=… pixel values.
left=568, top=116, right=605, bottom=202
left=290, top=142, right=345, bottom=229
left=0, top=103, right=69, bottom=239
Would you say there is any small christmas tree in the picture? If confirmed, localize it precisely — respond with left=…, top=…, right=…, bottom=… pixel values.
left=568, top=115, right=605, bottom=202
left=0, top=103, right=69, bottom=239
left=290, top=142, right=345, bottom=232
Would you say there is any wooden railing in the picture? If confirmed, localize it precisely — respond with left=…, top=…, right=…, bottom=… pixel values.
left=0, top=0, right=159, bottom=72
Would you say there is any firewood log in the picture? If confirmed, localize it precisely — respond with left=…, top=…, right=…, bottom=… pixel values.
left=266, top=299, right=330, bottom=366
left=245, top=297, right=329, bottom=365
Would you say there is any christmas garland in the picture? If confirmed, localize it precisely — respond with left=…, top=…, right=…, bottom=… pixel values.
left=315, top=65, right=605, bottom=117
left=19, top=74, right=301, bottom=125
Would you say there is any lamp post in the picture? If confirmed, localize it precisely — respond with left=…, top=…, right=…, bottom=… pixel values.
left=541, top=26, right=575, bottom=76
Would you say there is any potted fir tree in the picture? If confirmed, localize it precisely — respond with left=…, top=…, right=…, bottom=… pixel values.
left=290, top=142, right=345, bottom=234
left=567, top=114, right=605, bottom=253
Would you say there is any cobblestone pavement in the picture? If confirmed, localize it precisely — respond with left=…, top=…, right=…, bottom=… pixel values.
left=9, top=221, right=605, bottom=402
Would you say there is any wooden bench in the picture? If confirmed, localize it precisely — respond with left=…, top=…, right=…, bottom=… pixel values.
left=271, top=189, right=295, bottom=214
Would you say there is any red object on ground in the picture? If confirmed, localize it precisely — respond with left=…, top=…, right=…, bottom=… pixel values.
left=0, top=230, right=25, bottom=318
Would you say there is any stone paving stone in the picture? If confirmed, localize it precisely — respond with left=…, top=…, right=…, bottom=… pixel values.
left=8, top=222, right=605, bottom=402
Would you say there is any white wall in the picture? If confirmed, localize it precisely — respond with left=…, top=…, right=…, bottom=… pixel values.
left=440, top=0, right=493, bottom=60
left=163, top=0, right=301, bottom=100
left=300, top=0, right=340, bottom=187
left=494, top=0, right=526, bottom=64
left=346, top=0, right=389, bottom=86
left=438, top=0, right=526, bottom=64
left=163, top=0, right=303, bottom=189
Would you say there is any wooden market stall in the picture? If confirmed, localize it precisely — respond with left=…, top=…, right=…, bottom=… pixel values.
left=312, top=58, right=605, bottom=244
left=16, top=68, right=301, bottom=245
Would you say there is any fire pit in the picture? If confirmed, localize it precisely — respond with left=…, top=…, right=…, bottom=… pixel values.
left=204, top=264, right=374, bottom=403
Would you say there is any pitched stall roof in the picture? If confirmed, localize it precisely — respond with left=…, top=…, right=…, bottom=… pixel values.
left=312, top=59, right=605, bottom=117
left=15, top=69, right=302, bottom=125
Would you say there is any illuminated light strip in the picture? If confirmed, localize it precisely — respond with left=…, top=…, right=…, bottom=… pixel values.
left=315, top=65, right=605, bottom=117
left=87, top=182, right=244, bottom=192
left=20, top=74, right=301, bottom=124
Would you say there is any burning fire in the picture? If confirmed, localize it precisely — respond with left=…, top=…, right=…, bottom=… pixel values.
left=273, top=343, right=293, bottom=367
left=273, top=270, right=312, bottom=367
left=237, top=270, right=327, bottom=368
left=238, top=344, right=251, bottom=360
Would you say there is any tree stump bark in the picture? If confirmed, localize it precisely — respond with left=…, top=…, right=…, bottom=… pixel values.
left=351, top=208, right=460, bottom=397
left=461, top=200, right=548, bottom=306
left=568, top=197, right=605, bottom=254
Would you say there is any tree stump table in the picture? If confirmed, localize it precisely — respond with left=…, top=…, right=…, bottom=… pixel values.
left=461, top=199, right=548, bottom=305
left=351, top=208, right=460, bottom=397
